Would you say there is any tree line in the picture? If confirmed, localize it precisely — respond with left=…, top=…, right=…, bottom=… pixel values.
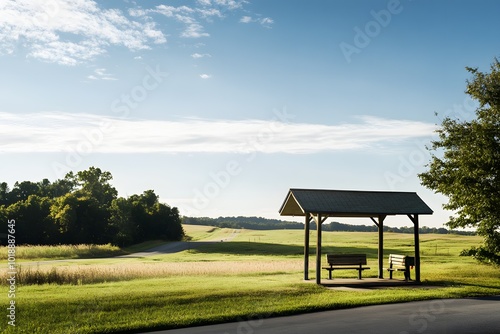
left=181, top=216, right=473, bottom=235
left=0, top=167, right=184, bottom=246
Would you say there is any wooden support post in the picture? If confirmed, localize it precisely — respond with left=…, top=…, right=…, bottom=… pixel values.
left=316, top=214, right=322, bottom=285
left=413, top=215, right=421, bottom=283
left=378, top=215, right=385, bottom=279
left=407, top=214, right=421, bottom=283
left=304, top=213, right=310, bottom=280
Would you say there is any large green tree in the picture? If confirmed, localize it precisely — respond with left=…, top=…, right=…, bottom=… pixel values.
left=419, top=59, right=500, bottom=265
left=71, top=167, right=118, bottom=207
left=5, top=195, right=55, bottom=244
left=0, top=182, right=9, bottom=205
left=127, top=190, right=183, bottom=244
left=108, top=197, right=135, bottom=246
left=9, top=181, right=41, bottom=204
left=38, top=178, right=76, bottom=198
left=50, top=193, right=111, bottom=244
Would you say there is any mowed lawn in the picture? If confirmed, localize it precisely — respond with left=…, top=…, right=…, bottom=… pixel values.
left=1, top=225, right=499, bottom=334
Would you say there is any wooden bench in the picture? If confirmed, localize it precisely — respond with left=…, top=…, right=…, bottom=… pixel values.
left=322, top=254, right=370, bottom=280
left=385, top=254, right=414, bottom=281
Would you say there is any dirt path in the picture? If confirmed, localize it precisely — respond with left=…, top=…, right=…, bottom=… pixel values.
left=119, top=229, right=240, bottom=258
left=19, top=229, right=241, bottom=264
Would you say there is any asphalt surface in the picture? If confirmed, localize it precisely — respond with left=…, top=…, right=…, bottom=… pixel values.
left=143, top=296, right=500, bottom=334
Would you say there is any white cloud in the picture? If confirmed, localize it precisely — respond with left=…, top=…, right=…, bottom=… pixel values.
left=198, top=0, right=212, bottom=6
left=0, top=0, right=166, bottom=65
left=133, top=1, right=256, bottom=40
left=240, top=16, right=253, bottom=23
left=181, top=23, right=210, bottom=38
left=87, top=68, right=117, bottom=81
left=197, top=8, right=223, bottom=19
left=154, top=5, right=194, bottom=18
left=0, top=1, right=271, bottom=65
left=213, top=0, right=247, bottom=10
left=260, top=17, right=274, bottom=28
left=191, top=53, right=212, bottom=58
left=95, top=69, right=106, bottom=76
left=200, top=74, right=212, bottom=79
left=0, top=112, right=436, bottom=154
left=135, top=5, right=210, bottom=39
left=240, top=15, right=274, bottom=28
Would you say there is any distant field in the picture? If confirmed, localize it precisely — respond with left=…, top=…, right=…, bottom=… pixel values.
left=183, top=224, right=236, bottom=241
left=0, top=226, right=498, bottom=334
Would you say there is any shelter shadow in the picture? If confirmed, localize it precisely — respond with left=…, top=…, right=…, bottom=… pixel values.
left=190, top=242, right=387, bottom=257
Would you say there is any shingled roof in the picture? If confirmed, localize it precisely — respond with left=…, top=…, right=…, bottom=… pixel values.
left=279, top=188, right=433, bottom=217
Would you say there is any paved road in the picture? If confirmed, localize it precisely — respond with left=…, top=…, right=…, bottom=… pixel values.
left=143, top=296, right=500, bottom=334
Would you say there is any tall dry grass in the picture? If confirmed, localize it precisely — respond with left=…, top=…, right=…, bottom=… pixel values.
left=0, top=244, right=125, bottom=260
left=3, top=260, right=302, bottom=285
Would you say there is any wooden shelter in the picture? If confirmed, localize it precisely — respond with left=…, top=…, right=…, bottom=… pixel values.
left=279, top=189, right=433, bottom=284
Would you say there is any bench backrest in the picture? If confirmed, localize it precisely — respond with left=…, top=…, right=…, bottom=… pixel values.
left=326, top=254, right=367, bottom=265
left=388, top=254, right=414, bottom=267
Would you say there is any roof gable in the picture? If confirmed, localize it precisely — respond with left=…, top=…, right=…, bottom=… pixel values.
left=279, top=188, right=433, bottom=217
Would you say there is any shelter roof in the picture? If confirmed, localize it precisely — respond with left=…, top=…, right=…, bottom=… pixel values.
left=279, top=188, right=433, bottom=217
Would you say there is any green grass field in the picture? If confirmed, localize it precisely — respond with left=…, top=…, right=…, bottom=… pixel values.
left=1, top=225, right=499, bottom=333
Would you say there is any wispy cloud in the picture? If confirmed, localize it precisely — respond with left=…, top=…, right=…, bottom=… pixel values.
left=240, top=16, right=253, bottom=23
left=0, top=1, right=270, bottom=65
left=87, top=68, right=117, bottom=81
left=0, top=0, right=166, bottom=66
left=0, top=112, right=436, bottom=154
left=181, top=23, right=209, bottom=38
left=197, top=8, right=223, bottom=19
left=199, top=74, right=212, bottom=79
left=131, top=1, right=249, bottom=39
left=191, top=53, right=212, bottom=58
left=260, top=17, right=274, bottom=28
left=212, top=0, right=247, bottom=10
left=239, top=15, right=274, bottom=28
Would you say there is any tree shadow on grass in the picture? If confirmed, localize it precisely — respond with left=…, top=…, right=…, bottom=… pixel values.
left=189, top=241, right=303, bottom=256
left=189, top=242, right=402, bottom=257
left=322, top=246, right=417, bottom=259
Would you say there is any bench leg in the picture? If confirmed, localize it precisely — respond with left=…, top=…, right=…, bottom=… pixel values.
left=405, top=267, right=411, bottom=281
left=358, top=269, right=362, bottom=280
left=389, top=270, right=393, bottom=279
left=329, top=269, right=332, bottom=280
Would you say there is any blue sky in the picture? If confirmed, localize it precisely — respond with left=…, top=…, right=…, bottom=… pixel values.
left=1, top=0, right=499, bottom=227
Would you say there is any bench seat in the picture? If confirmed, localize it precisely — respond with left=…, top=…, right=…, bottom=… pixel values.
left=384, top=254, right=414, bottom=281
left=323, top=254, right=370, bottom=280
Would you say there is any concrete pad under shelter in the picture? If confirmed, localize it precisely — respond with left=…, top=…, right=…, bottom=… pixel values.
left=305, top=278, right=430, bottom=289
